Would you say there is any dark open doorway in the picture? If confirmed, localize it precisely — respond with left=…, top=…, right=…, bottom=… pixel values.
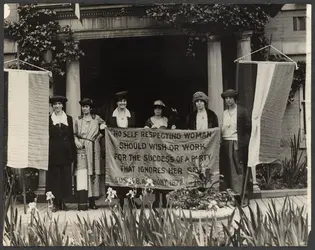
left=80, top=35, right=208, bottom=128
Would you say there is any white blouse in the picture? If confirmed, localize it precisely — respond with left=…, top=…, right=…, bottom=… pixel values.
left=196, top=109, right=208, bottom=130
left=112, top=108, right=131, bottom=128
left=222, top=106, right=237, bottom=140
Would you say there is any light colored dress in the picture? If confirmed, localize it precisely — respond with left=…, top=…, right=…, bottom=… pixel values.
left=74, top=114, right=106, bottom=198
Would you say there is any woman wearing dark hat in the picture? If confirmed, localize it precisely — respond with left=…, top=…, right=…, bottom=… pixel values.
left=107, top=91, right=136, bottom=208
left=46, top=95, right=76, bottom=212
left=220, top=89, right=251, bottom=206
left=144, top=100, right=175, bottom=208
left=107, top=91, right=135, bottom=128
left=74, top=98, right=106, bottom=210
left=144, top=100, right=176, bottom=129
left=187, top=91, right=219, bottom=130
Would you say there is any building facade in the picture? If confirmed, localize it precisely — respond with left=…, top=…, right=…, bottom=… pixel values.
left=4, top=4, right=306, bottom=194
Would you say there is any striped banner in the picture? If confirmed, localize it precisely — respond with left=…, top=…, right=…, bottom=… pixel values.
left=5, top=69, right=50, bottom=170
left=237, top=61, right=295, bottom=167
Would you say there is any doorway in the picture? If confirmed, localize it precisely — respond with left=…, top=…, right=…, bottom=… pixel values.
left=80, top=35, right=208, bottom=128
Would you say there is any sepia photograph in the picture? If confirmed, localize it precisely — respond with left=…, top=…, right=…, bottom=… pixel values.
left=2, top=2, right=311, bottom=246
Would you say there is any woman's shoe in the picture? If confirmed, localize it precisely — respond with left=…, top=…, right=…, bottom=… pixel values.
left=89, top=200, right=97, bottom=210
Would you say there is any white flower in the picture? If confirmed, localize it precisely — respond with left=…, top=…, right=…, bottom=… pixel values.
left=126, top=177, right=134, bottom=186
left=100, top=123, right=106, bottom=130
left=87, top=229, right=93, bottom=235
left=27, top=202, right=39, bottom=213
left=145, top=178, right=154, bottom=187
left=46, top=191, right=55, bottom=201
left=105, top=187, right=117, bottom=203
left=106, top=187, right=113, bottom=194
left=126, top=190, right=136, bottom=198
left=210, top=200, right=217, bottom=206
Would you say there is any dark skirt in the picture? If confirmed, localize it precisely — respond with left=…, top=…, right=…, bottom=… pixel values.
left=219, top=140, right=245, bottom=195
left=46, top=164, right=72, bottom=200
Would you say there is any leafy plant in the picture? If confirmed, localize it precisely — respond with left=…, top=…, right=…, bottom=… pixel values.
left=4, top=4, right=84, bottom=76
left=282, top=131, right=307, bottom=188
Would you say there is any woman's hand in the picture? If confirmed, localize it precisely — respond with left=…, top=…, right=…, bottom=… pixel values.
left=151, top=125, right=158, bottom=129
left=144, top=126, right=150, bottom=129
left=100, top=123, right=107, bottom=130
left=171, top=125, right=176, bottom=130
left=75, top=140, right=83, bottom=149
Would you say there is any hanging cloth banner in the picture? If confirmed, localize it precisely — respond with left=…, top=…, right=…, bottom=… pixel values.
left=105, top=127, right=220, bottom=190
left=237, top=61, right=295, bottom=167
left=5, top=69, right=50, bottom=170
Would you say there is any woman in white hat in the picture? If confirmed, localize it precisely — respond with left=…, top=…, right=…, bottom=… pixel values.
left=46, top=95, right=76, bottom=212
left=187, top=91, right=218, bottom=130
left=74, top=98, right=106, bottom=210
left=144, top=100, right=176, bottom=129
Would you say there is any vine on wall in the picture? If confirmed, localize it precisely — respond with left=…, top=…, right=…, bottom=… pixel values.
left=145, top=4, right=270, bottom=56
left=4, top=4, right=84, bottom=77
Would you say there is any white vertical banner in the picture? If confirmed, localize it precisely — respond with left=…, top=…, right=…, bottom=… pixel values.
left=6, top=69, right=50, bottom=170
left=306, top=4, right=311, bottom=233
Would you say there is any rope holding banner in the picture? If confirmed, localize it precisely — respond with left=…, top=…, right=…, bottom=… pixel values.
left=234, top=44, right=298, bottom=70
left=4, top=58, right=53, bottom=77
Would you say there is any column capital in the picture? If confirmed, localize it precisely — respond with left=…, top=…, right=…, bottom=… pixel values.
left=235, top=30, right=253, bottom=41
left=207, top=34, right=221, bottom=42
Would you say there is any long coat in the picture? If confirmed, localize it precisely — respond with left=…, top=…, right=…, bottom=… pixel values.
left=46, top=115, right=76, bottom=199
left=235, top=105, right=251, bottom=164
left=186, top=108, right=219, bottom=130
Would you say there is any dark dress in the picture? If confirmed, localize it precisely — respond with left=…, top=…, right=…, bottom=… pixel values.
left=186, top=108, right=219, bottom=129
left=46, top=115, right=76, bottom=201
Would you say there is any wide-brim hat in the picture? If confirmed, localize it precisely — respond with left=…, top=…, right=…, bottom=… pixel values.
left=153, top=100, right=166, bottom=109
left=116, top=90, right=128, bottom=101
left=79, top=98, right=94, bottom=107
left=221, top=89, right=238, bottom=100
left=49, top=95, right=67, bottom=104
left=192, top=91, right=208, bottom=103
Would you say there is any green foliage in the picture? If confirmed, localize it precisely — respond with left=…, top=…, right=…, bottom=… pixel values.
left=282, top=131, right=307, bottom=188
left=3, top=195, right=308, bottom=246
left=146, top=4, right=269, bottom=56
left=257, top=131, right=307, bottom=190
left=4, top=4, right=84, bottom=76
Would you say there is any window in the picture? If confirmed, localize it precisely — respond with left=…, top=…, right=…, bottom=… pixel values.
left=293, top=16, right=306, bottom=31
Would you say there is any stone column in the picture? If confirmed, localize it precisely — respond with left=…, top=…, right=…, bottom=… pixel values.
left=66, top=60, right=81, bottom=119
left=66, top=59, right=81, bottom=195
left=236, top=30, right=253, bottom=61
left=207, top=35, right=224, bottom=126
left=235, top=30, right=260, bottom=192
left=36, top=50, right=53, bottom=197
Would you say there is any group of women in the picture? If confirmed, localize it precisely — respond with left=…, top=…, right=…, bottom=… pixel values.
left=47, top=89, right=251, bottom=211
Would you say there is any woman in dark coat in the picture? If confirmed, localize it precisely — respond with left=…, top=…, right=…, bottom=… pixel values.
left=107, top=91, right=135, bottom=128
left=46, top=95, right=76, bottom=211
left=107, top=91, right=136, bottom=208
left=187, top=91, right=219, bottom=130
left=220, top=89, right=251, bottom=206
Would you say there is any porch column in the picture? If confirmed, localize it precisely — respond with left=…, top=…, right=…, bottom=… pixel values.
left=36, top=50, right=53, bottom=197
left=207, top=35, right=224, bottom=126
left=66, top=60, right=81, bottom=119
left=236, top=30, right=260, bottom=192
left=236, top=30, right=253, bottom=60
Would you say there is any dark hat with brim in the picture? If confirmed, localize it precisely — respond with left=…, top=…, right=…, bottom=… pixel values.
left=116, top=90, right=128, bottom=101
left=153, top=100, right=166, bottom=109
left=49, top=95, right=68, bottom=104
left=192, top=91, right=208, bottom=103
left=79, top=98, right=94, bottom=107
left=221, top=89, right=238, bottom=99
